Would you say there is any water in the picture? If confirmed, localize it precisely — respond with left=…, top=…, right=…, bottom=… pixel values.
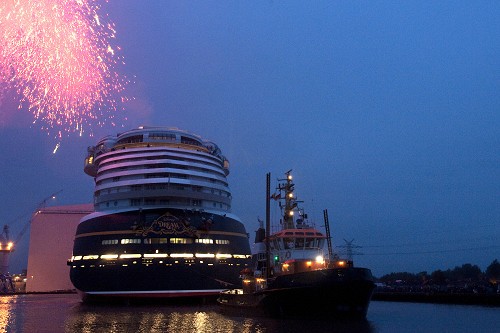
left=1, top=293, right=498, bottom=333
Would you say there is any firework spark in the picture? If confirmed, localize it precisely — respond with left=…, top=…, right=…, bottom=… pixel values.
left=0, top=0, right=128, bottom=141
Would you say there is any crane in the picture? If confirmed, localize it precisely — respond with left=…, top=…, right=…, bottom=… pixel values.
left=13, top=190, right=63, bottom=245
left=2, top=190, right=63, bottom=251
left=1, top=225, right=14, bottom=276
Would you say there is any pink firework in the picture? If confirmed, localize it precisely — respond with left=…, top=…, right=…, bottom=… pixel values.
left=0, top=0, right=128, bottom=139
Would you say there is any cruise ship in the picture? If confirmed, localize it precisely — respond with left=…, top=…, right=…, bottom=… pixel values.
left=67, top=126, right=252, bottom=302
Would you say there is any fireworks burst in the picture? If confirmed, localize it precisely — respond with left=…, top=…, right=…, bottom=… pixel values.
left=0, top=0, right=129, bottom=141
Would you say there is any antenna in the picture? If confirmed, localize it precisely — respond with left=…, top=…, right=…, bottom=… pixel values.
left=323, top=209, right=336, bottom=261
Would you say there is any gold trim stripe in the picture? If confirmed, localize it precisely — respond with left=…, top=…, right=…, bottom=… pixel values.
left=75, top=230, right=248, bottom=239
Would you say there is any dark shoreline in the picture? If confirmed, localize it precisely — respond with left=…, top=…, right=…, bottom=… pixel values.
left=372, top=291, right=500, bottom=306
left=0, top=290, right=77, bottom=296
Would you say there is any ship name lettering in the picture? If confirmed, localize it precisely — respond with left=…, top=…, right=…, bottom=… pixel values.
left=158, top=221, right=181, bottom=230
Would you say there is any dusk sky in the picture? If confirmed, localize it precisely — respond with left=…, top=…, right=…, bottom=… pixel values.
left=1, top=1, right=498, bottom=278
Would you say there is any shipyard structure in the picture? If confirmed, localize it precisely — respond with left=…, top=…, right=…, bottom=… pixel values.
left=23, top=204, right=93, bottom=293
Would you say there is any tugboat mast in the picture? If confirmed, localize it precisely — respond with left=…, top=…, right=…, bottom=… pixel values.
left=278, top=169, right=296, bottom=229
left=265, top=172, right=271, bottom=280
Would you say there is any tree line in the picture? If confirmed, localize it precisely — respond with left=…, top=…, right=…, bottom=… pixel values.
left=377, top=259, right=500, bottom=294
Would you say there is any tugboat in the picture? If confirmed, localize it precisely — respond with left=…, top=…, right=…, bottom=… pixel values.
left=217, top=170, right=376, bottom=318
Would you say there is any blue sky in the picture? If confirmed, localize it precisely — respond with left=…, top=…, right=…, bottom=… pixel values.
left=1, top=1, right=499, bottom=277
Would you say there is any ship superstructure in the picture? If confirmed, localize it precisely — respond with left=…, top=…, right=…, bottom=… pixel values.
left=68, top=126, right=252, bottom=301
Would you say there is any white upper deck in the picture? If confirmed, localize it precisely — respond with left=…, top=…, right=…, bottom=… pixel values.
left=83, top=126, right=233, bottom=214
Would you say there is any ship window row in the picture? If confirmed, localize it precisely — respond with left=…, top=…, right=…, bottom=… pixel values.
left=146, top=173, right=184, bottom=179
left=121, top=238, right=141, bottom=244
left=71, top=253, right=251, bottom=261
left=96, top=172, right=229, bottom=190
left=269, top=238, right=325, bottom=250
left=99, top=198, right=229, bottom=211
left=114, top=135, right=203, bottom=147
left=97, top=150, right=222, bottom=172
left=195, top=238, right=212, bottom=244
left=95, top=182, right=230, bottom=199
left=115, top=133, right=202, bottom=144
left=103, top=143, right=212, bottom=157
left=96, top=161, right=224, bottom=183
left=180, top=136, right=202, bottom=146
left=96, top=164, right=225, bottom=183
left=102, top=238, right=231, bottom=245
left=149, top=133, right=176, bottom=141
left=96, top=182, right=229, bottom=195
left=116, top=135, right=144, bottom=145
left=128, top=198, right=226, bottom=209
left=96, top=185, right=230, bottom=201
left=97, top=165, right=226, bottom=183
left=100, top=150, right=221, bottom=167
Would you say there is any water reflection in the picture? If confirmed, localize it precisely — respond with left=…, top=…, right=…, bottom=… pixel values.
left=0, top=295, right=17, bottom=333
left=3, top=294, right=498, bottom=332
left=64, top=301, right=374, bottom=333
left=1, top=294, right=374, bottom=333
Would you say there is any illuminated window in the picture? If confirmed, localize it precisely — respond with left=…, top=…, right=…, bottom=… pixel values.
left=170, top=238, right=193, bottom=244
left=215, top=239, right=229, bottom=245
left=195, top=253, right=215, bottom=258
left=144, top=238, right=168, bottom=244
left=170, top=253, right=194, bottom=258
left=143, top=253, right=168, bottom=258
left=82, top=255, right=99, bottom=260
left=216, top=253, right=232, bottom=259
left=101, top=254, right=118, bottom=260
left=102, top=239, right=119, bottom=245
left=121, top=239, right=142, bottom=244
left=120, top=254, right=142, bottom=259
left=195, top=238, right=213, bottom=244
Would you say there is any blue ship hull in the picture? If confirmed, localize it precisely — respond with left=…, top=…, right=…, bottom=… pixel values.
left=68, top=208, right=252, bottom=301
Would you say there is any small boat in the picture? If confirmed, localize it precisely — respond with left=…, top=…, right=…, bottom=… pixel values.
left=217, top=170, right=376, bottom=318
